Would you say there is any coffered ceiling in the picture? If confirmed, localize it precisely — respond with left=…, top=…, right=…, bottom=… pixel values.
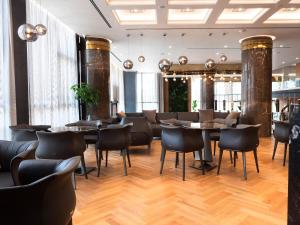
left=40, top=0, right=300, bottom=72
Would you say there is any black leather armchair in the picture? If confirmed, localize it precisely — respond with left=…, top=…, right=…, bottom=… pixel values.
left=0, top=156, right=80, bottom=225
left=217, top=124, right=261, bottom=180
left=0, top=140, right=38, bottom=187
left=96, top=124, right=131, bottom=177
left=11, top=129, right=38, bottom=141
left=36, top=131, right=88, bottom=179
left=160, top=125, right=205, bottom=181
left=121, top=117, right=153, bottom=150
left=272, top=120, right=290, bottom=166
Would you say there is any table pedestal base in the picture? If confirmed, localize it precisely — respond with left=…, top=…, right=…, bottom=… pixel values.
left=190, top=161, right=217, bottom=172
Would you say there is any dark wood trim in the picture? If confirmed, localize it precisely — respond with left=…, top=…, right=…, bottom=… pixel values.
left=163, top=81, right=169, bottom=112
left=11, top=0, right=29, bottom=124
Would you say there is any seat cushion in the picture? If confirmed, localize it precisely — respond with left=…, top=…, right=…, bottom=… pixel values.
left=177, top=112, right=199, bottom=122
left=199, top=109, right=214, bottom=122
left=0, top=172, right=14, bottom=187
left=156, top=112, right=177, bottom=123
left=143, top=110, right=157, bottom=123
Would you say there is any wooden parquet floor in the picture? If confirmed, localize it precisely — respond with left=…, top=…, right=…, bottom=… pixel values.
left=73, top=137, right=288, bottom=225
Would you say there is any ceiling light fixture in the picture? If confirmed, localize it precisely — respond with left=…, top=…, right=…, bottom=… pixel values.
left=123, top=34, right=134, bottom=70
left=178, top=33, right=188, bottom=65
left=138, top=33, right=145, bottom=63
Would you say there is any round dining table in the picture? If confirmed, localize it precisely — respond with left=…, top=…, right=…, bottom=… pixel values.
left=183, top=122, right=228, bottom=171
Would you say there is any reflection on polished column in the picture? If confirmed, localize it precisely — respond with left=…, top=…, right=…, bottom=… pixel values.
left=85, top=37, right=110, bottom=119
left=241, top=36, right=273, bottom=137
left=200, top=78, right=214, bottom=110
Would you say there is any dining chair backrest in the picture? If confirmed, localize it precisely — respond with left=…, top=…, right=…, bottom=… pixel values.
left=273, top=121, right=290, bottom=143
left=96, top=124, right=131, bottom=150
left=219, top=124, right=261, bottom=151
left=11, top=129, right=38, bottom=142
left=36, top=131, right=86, bottom=159
left=161, top=124, right=204, bottom=152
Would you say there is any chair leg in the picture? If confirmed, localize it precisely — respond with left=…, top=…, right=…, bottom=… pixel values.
left=199, top=149, right=205, bottom=175
left=160, top=147, right=166, bottom=174
left=253, top=148, right=259, bottom=173
left=122, top=149, right=128, bottom=176
left=175, top=152, right=179, bottom=168
left=68, top=218, right=73, bottom=225
left=127, top=148, right=131, bottom=167
left=242, top=152, right=247, bottom=180
left=217, top=149, right=223, bottom=175
left=234, top=151, right=237, bottom=168
left=272, top=139, right=278, bottom=160
left=105, top=150, right=108, bottom=167
left=97, top=150, right=102, bottom=177
left=182, top=152, right=186, bottom=181
left=80, top=154, right=88, bottom=179
left=229, top=150, right=233, bottom=164
left=283, top=143, right=288, bottom=166
left=95, top=148, right=99, bottom=168
left=73, top=172, right=76, bottom=190
left=213, top=140, right=217, bottom=156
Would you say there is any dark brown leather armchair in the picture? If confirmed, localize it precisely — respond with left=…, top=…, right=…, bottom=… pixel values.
left=36, top=131, right=88, bottom=179
left=121, top=117, right=153, bottom=150
left=96, top=124, right=131, bottom=177
left=0, top=156, right=80, bottom=225
left=11, top=129, right=38, bottom=141
left=272, top=120, right=290, bottom=166
left=160, top=125, right=205, bottom=181
left=217, top=124, right=261, bottom=180
left=0, top=140, right=38, bottom=187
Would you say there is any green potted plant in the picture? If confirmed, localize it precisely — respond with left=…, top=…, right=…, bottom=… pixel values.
left=71, top=83, right=100, bottom=120
left=192, top=100, right=198, bottom=112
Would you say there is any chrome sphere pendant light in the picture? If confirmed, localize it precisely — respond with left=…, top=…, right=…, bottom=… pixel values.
left=178, top=33, right=188, bottom=65
left=123, top=34, right=134, bottom=70
left=17, top=24, right=37, bottom=41
left=205, top=58, right=216, bottom=70
left=158, top=59, right=172, bottom=72
left=138, top=33, right=145, bottom=63
left=220, top=54, right=227, bottom=62
left=35, top=24, right=47, bottom=36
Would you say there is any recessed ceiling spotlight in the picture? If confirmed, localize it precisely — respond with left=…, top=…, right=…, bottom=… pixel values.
left=279, top=44, right=284, bottom=48
left=232, top=8, right=246, bottom=12
left=282, top=61, right=286, bottom=64
left=296, top=57, right=299, bottom=60
left=223, top=32, right=227, bottom=36
left=284, top=8, right=297, bottom=12
left=224, top=45, right=228, bottom=48
left=169, top=45, right=172, bottom=49
left=216, top=52, right=220, bottom=55
left=130, top=9, right=143, bottom=13
left=209, top=33, right=213, bottom=36
left=181, top=8, right=193, bottom=13
left=160, top=5, right=166, bottom=9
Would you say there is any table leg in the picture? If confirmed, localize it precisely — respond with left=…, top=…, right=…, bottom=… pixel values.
left=191, top=130, right=217, bottom=171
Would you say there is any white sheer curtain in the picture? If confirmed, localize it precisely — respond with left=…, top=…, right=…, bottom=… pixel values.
left=0, top=0, right=17, bottom=139
left=27, top=0, right=78, bottom=126
left=110, top=55, right=125, bottom=112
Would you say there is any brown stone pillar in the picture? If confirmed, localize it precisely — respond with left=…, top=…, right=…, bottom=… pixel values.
left=85, top=37, right=110, bottom=119
left=241, top=36, right=273, bottom=137
left=200, top=78, right=214, bottom=109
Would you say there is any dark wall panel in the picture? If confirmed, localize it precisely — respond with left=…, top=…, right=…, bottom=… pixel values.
left=124, top=71, right=137, bottom=113
left=11, top=0, right=29, bottom=124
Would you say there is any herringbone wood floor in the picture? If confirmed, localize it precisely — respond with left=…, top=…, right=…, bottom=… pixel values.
left=73, top=137, right=288, bottom=225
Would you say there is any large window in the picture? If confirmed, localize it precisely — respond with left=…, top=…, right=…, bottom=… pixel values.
left=136, top=72, right=159, bottom=111
left=0, top=0, right=16, bottom=139
left=27, top=0, right=78, bottom=126
left=214, top=81, right=241, bottom=112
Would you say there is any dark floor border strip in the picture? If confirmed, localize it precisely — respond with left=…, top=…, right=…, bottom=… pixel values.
left=89, top=0, right=112, bottom=28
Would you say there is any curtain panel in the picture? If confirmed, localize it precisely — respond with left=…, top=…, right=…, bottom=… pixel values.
left=27, top=0, right=78, bottom=127
left=0, top=0, right=17, bottom=139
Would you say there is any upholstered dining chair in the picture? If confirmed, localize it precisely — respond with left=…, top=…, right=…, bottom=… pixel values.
left=0, top=157, right=80, bottom=225
left=95, top=124, right=132, bottom=177
left=217, top=124, right=261, bottom=180
left=272, top=120, right=290, bottom=166
left=160, top=124, right=205, bottom=181
left=0, top=140, right=38, bottom=187
left=36, top=131, right=88, bottom=179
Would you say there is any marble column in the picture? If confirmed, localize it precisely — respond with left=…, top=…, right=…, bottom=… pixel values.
left=200, top=78, right=214, bottom=110
left=241, top=36, right=273, bottom=137
left=85, top=37, right=110, bottom=119
left=288, top=104, right=300, bottom=225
